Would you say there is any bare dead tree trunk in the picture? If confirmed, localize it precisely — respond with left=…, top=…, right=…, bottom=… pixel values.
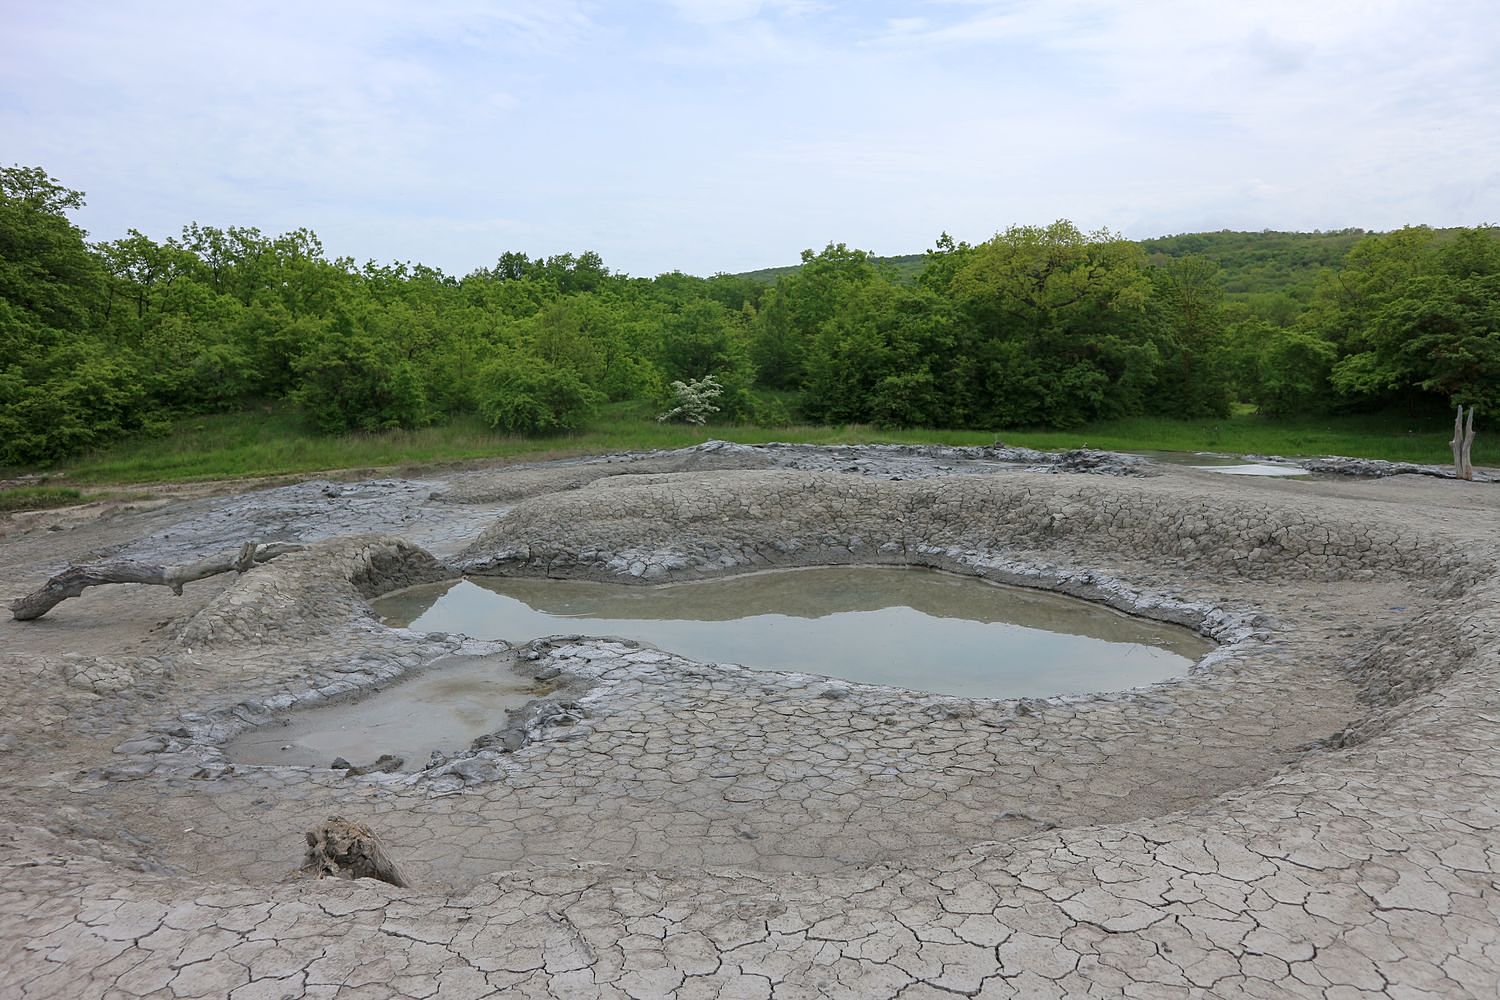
left=8, top=541, right=303, bottom=621
left=1451, top=405, right=1477, bottom=481
left=1452, top=406, right=1464, bottom=473
left=300, top=816, right=408, bottom=887
left=1461, top=406, right=1476, bottom=481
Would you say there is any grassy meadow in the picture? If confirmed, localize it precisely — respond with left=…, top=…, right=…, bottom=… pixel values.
left=1, top=402, right=1487, bottom=494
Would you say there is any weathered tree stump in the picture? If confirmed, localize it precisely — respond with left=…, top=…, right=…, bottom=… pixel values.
left=8, top=541, right=303, bottom=621
left=300, top=816, right=408, bottom=888
left=1451, top=405, right=1477, bottom=481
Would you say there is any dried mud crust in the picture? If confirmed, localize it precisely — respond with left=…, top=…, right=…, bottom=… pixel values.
left=1, top=448, right=1498, bottom=998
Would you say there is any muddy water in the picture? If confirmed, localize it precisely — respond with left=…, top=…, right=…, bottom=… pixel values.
left=1132, top=450, right=1310, bottom=477
left=377, top=567, right=1213, bottom=700
left=228, top=655, right=544, bottom=768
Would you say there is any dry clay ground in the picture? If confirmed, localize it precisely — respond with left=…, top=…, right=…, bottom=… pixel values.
left=0, top=444, right=1498, bottom=999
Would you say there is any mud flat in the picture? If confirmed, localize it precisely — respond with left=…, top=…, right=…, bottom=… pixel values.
left=1, top=443, right=1497, bottom=998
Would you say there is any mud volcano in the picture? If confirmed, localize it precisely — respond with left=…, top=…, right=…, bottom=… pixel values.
left=2, top=443, right=1497, bottom=999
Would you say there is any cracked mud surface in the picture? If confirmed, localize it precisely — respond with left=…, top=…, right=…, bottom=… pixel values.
left=2, top=444, right=1498, bottom=998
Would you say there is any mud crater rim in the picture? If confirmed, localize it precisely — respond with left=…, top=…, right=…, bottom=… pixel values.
left=208, top=559, right=1247, bottom=781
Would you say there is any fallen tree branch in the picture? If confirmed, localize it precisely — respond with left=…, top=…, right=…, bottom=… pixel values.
left=9, top=541, right=303, bottom=621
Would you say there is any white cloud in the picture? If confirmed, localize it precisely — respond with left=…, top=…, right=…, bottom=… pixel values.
left=663, top=0, right=822, bottom=24
left=2, top=0, right=1495, bottom=274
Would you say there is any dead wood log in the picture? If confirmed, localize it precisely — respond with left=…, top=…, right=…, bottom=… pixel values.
left=8, top=541, right=303, bottom=621
left=300, top=815, right=408, bottom=887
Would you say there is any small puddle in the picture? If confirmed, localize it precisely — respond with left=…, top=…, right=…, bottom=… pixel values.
left=377, top=567, right=1212, bottom=700
left=1132, top=450, right=1309, bottom=478
left=1192, top=462, right=1308, bottom=478
left=227, top=655, right=545, bottom=769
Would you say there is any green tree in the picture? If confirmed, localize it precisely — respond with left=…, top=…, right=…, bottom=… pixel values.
left=1312, top=225, right=1500, bottom=413
left=0, top=166, right=162, bottom=463
left=801, top=281, right=952, bottom=427
left=477, top=354, right=599, bottom=433
left=1335, top=274, right=1500, bottom=412
left=292, top=306, right=429, bottom=433
left=658, top=299, right=754, bottom=417
left=751, top=243, right=879, bottom=388
left=520, top=295, right=661, bottom=402
left=1146, top=256, right=1233, bottom=417
left=943, top=222, right=1156, bottom=426
left=1256, top=329, right=1338, bottom=416
left=0, top=165, right=101, bottom=337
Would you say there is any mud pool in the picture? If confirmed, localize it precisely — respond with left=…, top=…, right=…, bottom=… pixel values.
left=227, top=655, right=547, bottom=769
left=377, top=567, right=1213, bottom=699
left=1132, top=450, right=1311, bottom=477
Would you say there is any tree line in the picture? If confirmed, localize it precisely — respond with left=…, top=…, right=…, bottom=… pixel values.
left=2, top=165, right=1496, bottom=466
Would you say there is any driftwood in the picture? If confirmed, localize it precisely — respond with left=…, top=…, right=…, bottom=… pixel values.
left=1451, top=405, right=1478, bottom=481
left=9, top=541, right=303, bottom=621
left=300, top=816, right=408, bottom=887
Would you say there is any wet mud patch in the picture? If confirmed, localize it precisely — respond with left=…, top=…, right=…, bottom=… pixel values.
left=224, top=653, right=553, bottom=770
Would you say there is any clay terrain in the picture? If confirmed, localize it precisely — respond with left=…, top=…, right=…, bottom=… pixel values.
left=1, top=443, right=1497, bottom=999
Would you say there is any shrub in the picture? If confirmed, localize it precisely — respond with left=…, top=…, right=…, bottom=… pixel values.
left=657, top=375, right=723, bottom=425
left=869, top=370, right=942, bottom=429
left=292, top=331, right=430, bottom=434
left=477, top=356, right=598, bottom=434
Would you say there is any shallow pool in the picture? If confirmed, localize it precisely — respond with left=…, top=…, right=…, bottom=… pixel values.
left=227, top=655, right=544, bottom=769
left=377, top=567, right=1213, bottom=700
left=1131, top=450, right=1309, bottom=477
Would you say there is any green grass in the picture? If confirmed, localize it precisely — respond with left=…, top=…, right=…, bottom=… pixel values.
left=989, top=412, right=1490, bottom=465
left=8, top=405, right=1489, bottom=486
left=0, top=486, right=87, bottom=512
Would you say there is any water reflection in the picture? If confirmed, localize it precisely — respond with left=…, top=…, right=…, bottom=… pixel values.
left=377, top=567, right=1212, bottom=700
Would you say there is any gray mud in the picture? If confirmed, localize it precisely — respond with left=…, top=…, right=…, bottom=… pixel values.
left=2, top=441, right=1499, bottom=999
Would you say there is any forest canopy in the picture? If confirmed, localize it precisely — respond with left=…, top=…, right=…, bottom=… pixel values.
left=2, top=165, right=1496, bottom=467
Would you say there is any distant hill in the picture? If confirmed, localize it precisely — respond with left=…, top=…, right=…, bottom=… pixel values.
left=734, top=253, right=929, bottom=285
left=732, top=230, right=1379, bottom=300
left=729, top=229, right=1499, bottom=325
left=1137, top=229, right=1371, bottom=297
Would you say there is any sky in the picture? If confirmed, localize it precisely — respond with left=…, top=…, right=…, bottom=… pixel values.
left=3, top=0, right=1497, bottom=277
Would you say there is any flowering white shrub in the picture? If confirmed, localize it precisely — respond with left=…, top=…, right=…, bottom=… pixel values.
left=656, top=375, right=723, bottom=425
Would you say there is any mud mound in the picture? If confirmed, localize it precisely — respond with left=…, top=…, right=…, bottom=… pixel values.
left=461, top=469, right=1466, bottom=584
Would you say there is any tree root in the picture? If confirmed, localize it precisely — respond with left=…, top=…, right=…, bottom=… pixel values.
left=300, top=816, right=408, bottom=888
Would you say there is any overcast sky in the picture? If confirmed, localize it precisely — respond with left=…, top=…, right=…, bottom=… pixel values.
left=3, top=1, right=1497, bottom=276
